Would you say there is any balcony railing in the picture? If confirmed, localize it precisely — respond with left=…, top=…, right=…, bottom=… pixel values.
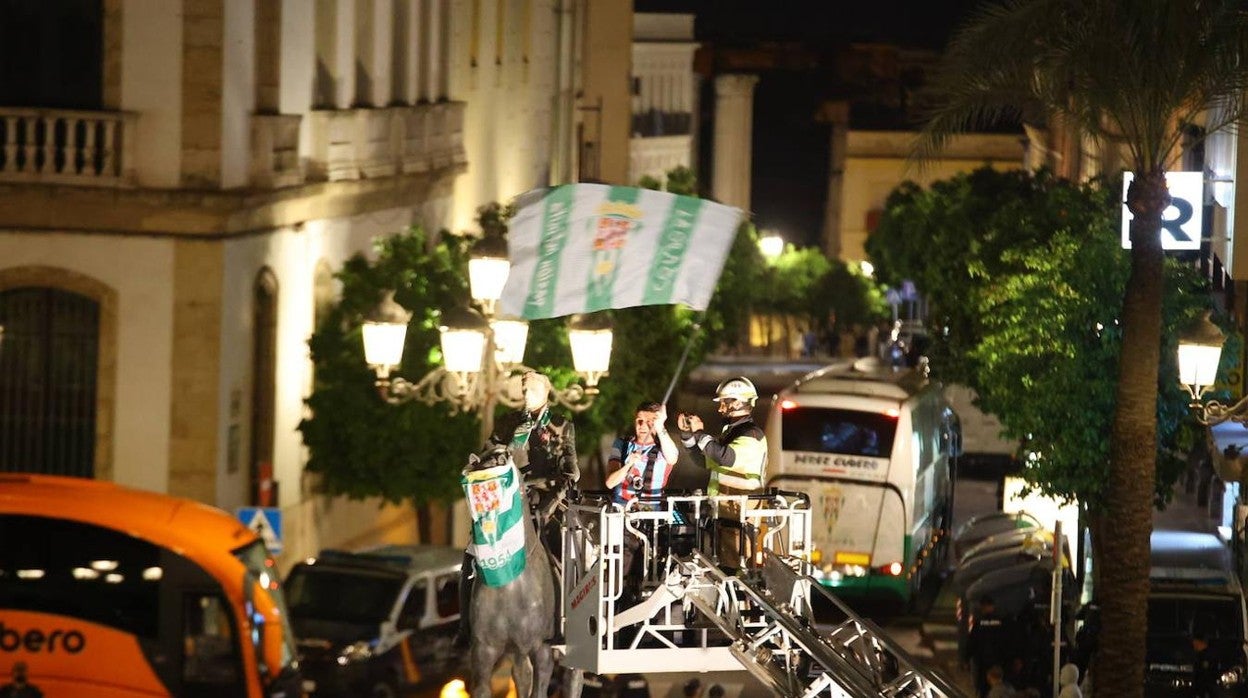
left=308, top=102, right=466, bottom=182
left=629, top=134, right=693, bottom=184
left=0, top=108, right=136, bottom=186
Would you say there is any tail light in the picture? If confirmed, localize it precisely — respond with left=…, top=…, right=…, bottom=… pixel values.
left=878, top=561, right=904, bottom=576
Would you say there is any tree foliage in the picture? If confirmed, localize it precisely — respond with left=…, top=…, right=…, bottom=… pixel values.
left=917, top=4, right=1248, bottom=692
left=299, top=227, right=481, bottom=507
left=868, top=167, right=1214, bottom=509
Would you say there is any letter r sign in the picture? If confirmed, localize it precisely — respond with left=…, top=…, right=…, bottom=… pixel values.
left=1121, top=171, right=1204, bottom=251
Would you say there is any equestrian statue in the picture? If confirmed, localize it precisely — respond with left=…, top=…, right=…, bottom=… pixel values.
left=461, top=443, right=565, bottom=698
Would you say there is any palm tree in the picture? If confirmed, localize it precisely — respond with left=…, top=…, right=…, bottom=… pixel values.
left=915, top=1, right=1248, bottom=695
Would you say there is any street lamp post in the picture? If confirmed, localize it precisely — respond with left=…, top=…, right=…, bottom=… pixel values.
left=1178, top=311, right=1241, bottom=425
left=361, top=242, right=613, bottom=442
left=1178, top=311, right=1248, bottom=579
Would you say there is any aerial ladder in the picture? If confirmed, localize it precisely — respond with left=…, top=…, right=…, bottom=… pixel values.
left=557, top=491, right=967, bottom=698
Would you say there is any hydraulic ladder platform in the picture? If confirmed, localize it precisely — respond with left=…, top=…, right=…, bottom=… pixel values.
left=558, top=491, right=967, bottom=698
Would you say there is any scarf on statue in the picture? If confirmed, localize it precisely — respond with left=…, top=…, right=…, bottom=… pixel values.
left=462, top=461, right=527, bottom=586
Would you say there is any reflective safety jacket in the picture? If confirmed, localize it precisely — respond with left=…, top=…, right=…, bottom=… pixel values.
left=683, top=415, right=767, bottom=495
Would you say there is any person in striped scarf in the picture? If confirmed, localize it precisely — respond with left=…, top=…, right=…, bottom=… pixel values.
left=606, top=401, right=679, bottom=588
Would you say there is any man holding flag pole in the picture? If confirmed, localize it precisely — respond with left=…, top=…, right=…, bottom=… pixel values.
left=454, top=182, right=747, bottom=644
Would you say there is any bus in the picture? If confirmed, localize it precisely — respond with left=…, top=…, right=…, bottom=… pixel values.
left=0, top=473, right=303, bottom=697
left=764, top=358, right=959, bottom=606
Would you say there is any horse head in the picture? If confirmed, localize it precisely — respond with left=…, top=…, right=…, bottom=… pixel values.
left=465, top=443, right=513, bottom=474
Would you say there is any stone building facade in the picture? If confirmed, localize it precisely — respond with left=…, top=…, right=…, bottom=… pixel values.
left=0, top=0, right=611, bottom=566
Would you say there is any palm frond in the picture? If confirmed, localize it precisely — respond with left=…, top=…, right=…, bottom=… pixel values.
left=915, top=0, right=1248, bottom=177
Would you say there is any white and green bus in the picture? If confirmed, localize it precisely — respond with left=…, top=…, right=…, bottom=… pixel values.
left=765, top=358, right=959, bottom=606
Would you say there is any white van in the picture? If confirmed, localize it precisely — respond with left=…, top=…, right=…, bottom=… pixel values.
left=765, top=358, right=959, bottom=606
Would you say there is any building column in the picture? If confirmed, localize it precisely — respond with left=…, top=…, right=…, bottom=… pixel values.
left=712, top=73, right=758, bottom=211
left=818, top=100, right=849, bottom=259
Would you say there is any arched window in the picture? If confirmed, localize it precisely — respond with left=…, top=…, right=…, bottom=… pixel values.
left=250, top=270, right=278, bottom=506
left=0, top=287, right=100, bottom=476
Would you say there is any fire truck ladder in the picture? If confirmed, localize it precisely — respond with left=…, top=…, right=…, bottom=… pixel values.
left=677, top=550, right=966, bottom=698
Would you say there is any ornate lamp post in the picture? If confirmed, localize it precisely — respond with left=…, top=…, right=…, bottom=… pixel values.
left=1178, top=311, right=1242, bottom=425
left=361, top=239, right=613, bottom=440
left=1178, top=311, right=1248, bottom=578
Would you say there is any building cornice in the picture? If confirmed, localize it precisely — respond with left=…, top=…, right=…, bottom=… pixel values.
left=0, top=163, right=465, bottom=239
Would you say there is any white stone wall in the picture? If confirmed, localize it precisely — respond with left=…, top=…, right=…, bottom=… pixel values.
left=221, top=0, right=257, bottom=188
left=0, top=232, right=175, bottom=493
left=448, top=0, right=558, bottom=234
left=120, top=0, right=183, bottom=188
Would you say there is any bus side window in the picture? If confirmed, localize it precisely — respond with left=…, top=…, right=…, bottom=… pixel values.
left=183, top=594, right=239, bottom=684
left=397, top=579, right=428, bottom=631
left=435, top=573, right=460, bottom=619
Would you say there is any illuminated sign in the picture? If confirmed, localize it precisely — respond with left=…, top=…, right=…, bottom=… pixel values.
left=1121, top=171, right=1203, bottom=251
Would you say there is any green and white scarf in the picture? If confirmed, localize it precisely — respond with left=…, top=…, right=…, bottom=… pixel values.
left=511, top=407, right=551, bottom=449
left=462, top=462, right=527, bottom=587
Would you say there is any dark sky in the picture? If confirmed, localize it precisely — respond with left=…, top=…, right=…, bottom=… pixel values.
left=634, top=0, right=983, bottom=247
left=636, top=0, right=980, bottom=50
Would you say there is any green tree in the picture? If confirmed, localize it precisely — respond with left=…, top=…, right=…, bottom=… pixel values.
left=868, top=168, right=1120, bottom=385
left=298, top=226, right=481, bottom=540
left=917, top=3, right=1248, bottom=691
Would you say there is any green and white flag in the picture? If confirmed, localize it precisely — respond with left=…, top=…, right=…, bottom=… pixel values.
left=500, top=184, right=745, bottom=319
left=462, top=462, right=527, bottom=587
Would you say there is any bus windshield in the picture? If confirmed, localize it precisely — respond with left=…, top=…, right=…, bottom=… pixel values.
left=285, top=565, right=405, bottom=624
left=781, top=407, right=897, bottom=457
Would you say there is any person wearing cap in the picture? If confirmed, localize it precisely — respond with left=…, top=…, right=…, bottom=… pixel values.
left=677, top=376, right=768, bottom=571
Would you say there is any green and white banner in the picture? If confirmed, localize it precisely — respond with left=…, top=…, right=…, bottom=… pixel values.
left=500, top=184, right=745, bottom=320
left=462, top=462, right=527, bottom=587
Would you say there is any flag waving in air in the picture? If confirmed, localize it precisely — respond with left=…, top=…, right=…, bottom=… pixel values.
left=500, top=184, right=745, bottom=320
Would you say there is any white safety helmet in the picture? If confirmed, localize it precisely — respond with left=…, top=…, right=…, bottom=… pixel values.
left=713, top=376, right=758, bottom=407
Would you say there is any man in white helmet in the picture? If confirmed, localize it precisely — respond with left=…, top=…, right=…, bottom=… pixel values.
left=677, top=376, right=768, bottom=570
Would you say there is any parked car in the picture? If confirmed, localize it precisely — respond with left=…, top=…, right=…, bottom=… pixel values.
left=1144, top=530, right=1247, bottom=697
left=285, top=545, right=464, bottom=697
left=953, top=510, right=1041, bottom=560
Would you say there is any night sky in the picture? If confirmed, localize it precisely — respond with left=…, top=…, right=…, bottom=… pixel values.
left=634, top=0, right=984, bottom=247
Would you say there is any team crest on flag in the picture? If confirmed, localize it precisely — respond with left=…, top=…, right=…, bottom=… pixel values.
left=462, top=462, right=527, bottom=587
left=501, top=184, right=744, bottom=320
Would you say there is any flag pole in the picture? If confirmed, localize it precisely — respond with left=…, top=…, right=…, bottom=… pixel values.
left=662, top=319, right=703, bottom=406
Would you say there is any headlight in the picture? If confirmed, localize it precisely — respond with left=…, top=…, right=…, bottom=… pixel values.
left=337, top=641, right=374, bottom=665
left=1220, top=665, right=1246, bottom=687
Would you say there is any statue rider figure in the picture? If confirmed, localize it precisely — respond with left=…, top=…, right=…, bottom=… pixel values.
left=455, top=370, right=579, bottom=647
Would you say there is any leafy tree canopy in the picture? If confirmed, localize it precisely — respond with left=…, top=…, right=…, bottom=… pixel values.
left=867, top=167, right=1217, bottom=507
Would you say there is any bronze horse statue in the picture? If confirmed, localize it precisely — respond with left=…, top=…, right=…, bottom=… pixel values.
left=463, top=444, right=565, bottom=698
